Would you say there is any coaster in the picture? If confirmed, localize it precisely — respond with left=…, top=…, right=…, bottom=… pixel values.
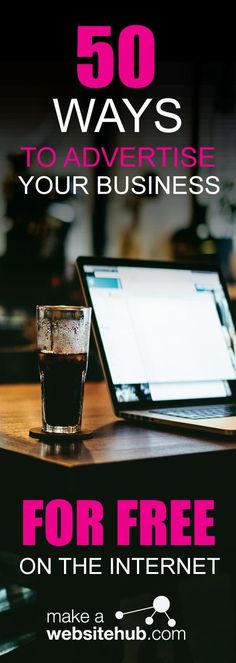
left=29, top=427, right=93, bottom=443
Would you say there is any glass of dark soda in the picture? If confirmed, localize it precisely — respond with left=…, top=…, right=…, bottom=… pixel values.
left=37, top=306, right=91, bottom=434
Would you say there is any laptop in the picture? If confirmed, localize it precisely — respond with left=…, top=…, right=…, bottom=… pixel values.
left=76, top=257, right=236, bottom=437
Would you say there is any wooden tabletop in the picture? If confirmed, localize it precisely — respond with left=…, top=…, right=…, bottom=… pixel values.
left=1, top=382, right=236, bottom=469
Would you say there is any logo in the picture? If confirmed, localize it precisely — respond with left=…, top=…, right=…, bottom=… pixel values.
left=115, top=594, right=176, bottom=627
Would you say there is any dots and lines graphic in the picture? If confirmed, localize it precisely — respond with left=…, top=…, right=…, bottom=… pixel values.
left=115, top=595, right=176, bottom=627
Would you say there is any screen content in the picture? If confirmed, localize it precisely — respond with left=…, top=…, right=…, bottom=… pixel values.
left=85, top=265, right=236, bottom=403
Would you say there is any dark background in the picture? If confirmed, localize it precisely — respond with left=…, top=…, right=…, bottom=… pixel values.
left=1, top=10, right=236, bottom=384
left=1, top=11, right=236, bottom=662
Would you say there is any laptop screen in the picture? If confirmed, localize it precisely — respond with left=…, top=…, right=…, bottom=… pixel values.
left=83, top=264, right=236, bottom=403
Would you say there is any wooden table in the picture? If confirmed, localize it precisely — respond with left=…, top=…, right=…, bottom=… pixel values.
left=1, top=382, right=236, bottom=468
left=0, top=382, right=236, bottom=663
left=0, top=382, right=236, bottom=555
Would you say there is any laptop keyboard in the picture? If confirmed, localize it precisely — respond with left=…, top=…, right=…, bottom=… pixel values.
left=150, top=404, right=236, bottom=420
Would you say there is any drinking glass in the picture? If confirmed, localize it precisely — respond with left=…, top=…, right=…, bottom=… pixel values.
left=37, top=306, right=91, bottom=434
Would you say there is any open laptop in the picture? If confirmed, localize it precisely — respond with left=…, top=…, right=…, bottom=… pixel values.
left=76, top=257, right=236, bottom=437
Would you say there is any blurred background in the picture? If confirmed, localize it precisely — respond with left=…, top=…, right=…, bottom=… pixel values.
left=0, top=34, right=236, bottom=384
